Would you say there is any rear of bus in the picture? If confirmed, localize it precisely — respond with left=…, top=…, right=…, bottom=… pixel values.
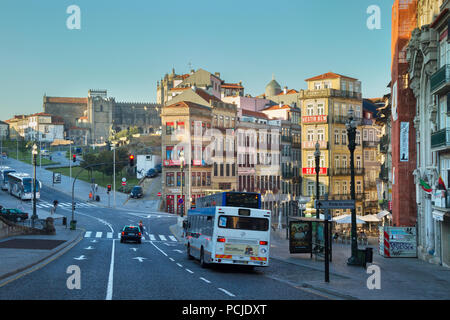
left=212, top=207, right=271, bottom=267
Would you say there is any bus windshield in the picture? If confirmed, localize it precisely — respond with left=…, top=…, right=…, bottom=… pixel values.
left=225, top=193, right=260, bottom=209
left=218, top=215, right=269, bottom=231
left=23, top=178, right=39, bottom=193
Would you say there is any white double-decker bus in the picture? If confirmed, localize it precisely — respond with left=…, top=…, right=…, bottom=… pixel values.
left=0, top=166, right=16, bottom=191
left=185, top=193, right=271, bottom=268
left=7, top=172, right=41, bottom=200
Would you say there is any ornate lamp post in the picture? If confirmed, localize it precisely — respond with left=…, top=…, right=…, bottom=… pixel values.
left=179, top=150, right=185, bottom=217
left=314, top=141, right=321, bottom=219
left=346, top=108, right=359, bottom=265
left=31, top=144, right=38, bottom=227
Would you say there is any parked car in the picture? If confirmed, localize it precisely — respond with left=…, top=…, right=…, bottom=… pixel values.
left=146, top=168, right=157, bottom=178
left=155, top=163, right=162, bottom=173
left=130, top=186, right=143, bottom=199
left=0, top=208, right=29, bottom=223
left=120, top=225, right=142, bottom=244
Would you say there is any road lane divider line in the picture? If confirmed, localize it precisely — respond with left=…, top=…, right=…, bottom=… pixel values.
left=176, top=263, right=183, bottom=268
left=185, top=269, right=194, bottom=274
left=106, top=239, right=116, bottom=300
left=150, top=241, right=168, bottom=257
left=218, top=288, right=235, bottom=297
left=200, top=277, right=211, bottom=284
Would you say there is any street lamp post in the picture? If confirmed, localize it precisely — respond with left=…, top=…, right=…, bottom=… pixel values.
left=346, top=108, right=359, bottom=266
left=31, top=144, right=38, bottom=228
left=314, top=141, right=321, bottom=219
left=180, top=151, right=185, bottom=217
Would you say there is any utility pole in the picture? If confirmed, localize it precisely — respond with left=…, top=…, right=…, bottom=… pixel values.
left=31, top=144, right=38, bottom=228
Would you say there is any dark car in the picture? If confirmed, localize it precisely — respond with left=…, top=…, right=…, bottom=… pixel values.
left=130, top=186, right=143, bottom=198
left=120, top=225, right=142, bottom=244
left=154, top=163, right=162, bottom=173
left=0, top=208, right=29, bottom=223
left=146, top=168, right=157, bottom=178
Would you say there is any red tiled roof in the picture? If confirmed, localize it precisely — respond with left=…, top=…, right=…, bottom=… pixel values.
left=169, top=87, right=190, bottom=92
left=165, top=101, right=210, bottom=110
left=262, top=104, right=291, bottom=111
left=305, top=72, right=357, bottom=82
left=195, top=88, right=221, bottom=103
left=242, top=109, right=269, bottom=119
left=277, top=89, right=298, bottom=95
left=45, top=97, right=88, bottom=104
left=221, top=83, right=244, bottom=89
left=175, top=74, right=190, bottom=80
left=30, top=112, right=52, bottom=117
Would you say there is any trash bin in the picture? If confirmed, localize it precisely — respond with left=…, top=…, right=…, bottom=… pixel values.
left=95, top=195, right=100, bottom=202
left=62, top=217, right=67, bottom=226
left=70, top=220, right=77, bottom=230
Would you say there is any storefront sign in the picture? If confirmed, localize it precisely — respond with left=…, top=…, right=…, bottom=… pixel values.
left=302, top=115, right=327, bottom=124
left=302, top=167, right=328, bottom=175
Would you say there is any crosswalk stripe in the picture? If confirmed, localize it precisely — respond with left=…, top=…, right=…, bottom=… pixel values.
left=95, top=232, right=102, bottom=238
left=118, top=233, right=121, bottom=239
left=107, top=232, right=113, bottom=239
left=159, top=235, right=167, bottom=241
left=85, top=231, right=92, bottom=238
left=169, top=236, right=177, bottom=242
left=149, top=234, right=156, bottom=241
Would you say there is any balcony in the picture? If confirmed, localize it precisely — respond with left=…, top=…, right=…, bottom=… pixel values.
left=430, top=64, right=450, bottom=95
left=330, top=193, right=364, bottom=201
left=333, top=115, right=363, bottom=124
left=431, top=128, right=450, bottom=151
left=363, top=140, right=378, bottom=148
left=379, top=164, right=389, bottom=181
left=333, top=167, right=365, bottom=176
left=379, top=135, right=389, bottom=153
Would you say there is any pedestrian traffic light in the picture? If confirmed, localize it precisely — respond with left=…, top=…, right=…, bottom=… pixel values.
left=107, top=184, right=112, bottom=192
left=73, top=154, right=76, bottom=163
left=129, top=155, right=135, bottom=166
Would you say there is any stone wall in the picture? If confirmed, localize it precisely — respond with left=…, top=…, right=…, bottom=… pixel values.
left=0, top=216, right=52, bottom=239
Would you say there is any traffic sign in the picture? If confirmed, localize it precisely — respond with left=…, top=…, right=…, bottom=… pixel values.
left=314, top=200, right=355, bottom=210
left=157, top=192, right=162, bottom=197
left=178, top=198, right=184, bottom=204
left=122, top=181, right=126, bottom=186
left=122, top=178, right=127, bottom=182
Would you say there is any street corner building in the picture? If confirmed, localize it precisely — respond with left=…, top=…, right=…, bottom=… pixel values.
left=397, top=0, right=450, bottom=267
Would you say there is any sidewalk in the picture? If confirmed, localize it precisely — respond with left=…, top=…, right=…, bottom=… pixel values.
left=0, top=223, right=84, bottom=284
left=170, top=222, right=450, bottom=300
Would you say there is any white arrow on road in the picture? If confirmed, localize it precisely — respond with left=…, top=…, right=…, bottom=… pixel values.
left=133, top=257, right=146, bottom=262
left=84, top=246, right=94, bottom=250
left=74, top=255, right=87, bottom=260
left=130, top=248, right=138, bottom=252
left=90, top=240, right=98, bottom=243
left=173, top=249, right=183, bottom=254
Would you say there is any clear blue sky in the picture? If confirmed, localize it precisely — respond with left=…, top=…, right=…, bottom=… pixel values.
left=0, top=0, right=393, bottom=121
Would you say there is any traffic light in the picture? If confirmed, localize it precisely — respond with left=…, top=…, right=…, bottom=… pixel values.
left=129, top=155, right=135, bottom=167
left=107, top=185, right=112, bottom=192
left=73, top=154, right=76, bottom=163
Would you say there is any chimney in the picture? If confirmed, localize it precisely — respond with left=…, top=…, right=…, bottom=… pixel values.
left=284, top=86, right=287, bottom=94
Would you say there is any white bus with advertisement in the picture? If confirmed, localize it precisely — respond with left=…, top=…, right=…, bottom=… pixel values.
left=185, top=204, right=271, bottom=268
left=7, top=172, right=41, bottom=200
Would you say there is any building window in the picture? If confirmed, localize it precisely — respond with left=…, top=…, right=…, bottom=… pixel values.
left=334, top=156, right=340, bottom=169
left=342, top=130, right=347, bottom=145
left=335, top=130, right=340, bottom=145
left=307, top=104, right=314, bottom=116
left=356, top=130, right=361, bottom=145
left=317, top=104, right=325, bottom=115
left=317, top=129, right=324, bottom=141
left=356, top=156, right=362, bottom=168
left=166, top=172, right=174, bottom=187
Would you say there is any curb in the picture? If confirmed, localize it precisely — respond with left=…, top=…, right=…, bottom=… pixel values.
left=299, top=282, right=359, bottom=300
left=0, top=228, right=84, bottom=286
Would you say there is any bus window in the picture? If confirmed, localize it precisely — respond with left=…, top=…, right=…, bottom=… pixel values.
left=225, top=193, right=260, bottom=208
left=218, top=215, right=269, bottom=231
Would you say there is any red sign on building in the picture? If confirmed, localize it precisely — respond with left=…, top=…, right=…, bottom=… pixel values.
left=302, top=115, right=327, bottom=124
left=302, top=167, right=328, bottom=175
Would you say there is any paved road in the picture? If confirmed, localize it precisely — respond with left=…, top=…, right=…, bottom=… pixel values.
left=0, top=186, right=325, bottom=300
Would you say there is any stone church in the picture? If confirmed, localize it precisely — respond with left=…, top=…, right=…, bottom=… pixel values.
left=43, top=90, right=161, bottom=145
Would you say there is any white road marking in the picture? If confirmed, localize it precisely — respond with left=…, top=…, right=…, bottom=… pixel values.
left=85, top=231, right=92, bottom=238
left=176, top=263, right=183, bottom=268
left=95, top=232, right=102, bottom=238
left=74, top=255, right=87, bottom=260
left=169, top=236, right=177, bottom=242
left=150, top=242, right=167, bottom=257
left=159, top=235, right=167, bottom=241
left=169, top=258, right=175, bottom=262
left=106, top=239, right=116, bottom=300
left=117, top=233, right=121, bottom=239
left=200, top=277, right=211, bottom=284
left=218, top=288, right=235, bottom=297
left=185, top=269, right=194, bottom=274
left=149, top=234, right=156, bottom=241
left=107, top=232, right=113, bottom=239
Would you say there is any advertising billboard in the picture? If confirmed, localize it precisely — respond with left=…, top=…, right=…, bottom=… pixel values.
left=289, top=221, right=312, bottom=254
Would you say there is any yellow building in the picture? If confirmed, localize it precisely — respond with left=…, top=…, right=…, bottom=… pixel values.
left=300, top=72, right=364, bottom=216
